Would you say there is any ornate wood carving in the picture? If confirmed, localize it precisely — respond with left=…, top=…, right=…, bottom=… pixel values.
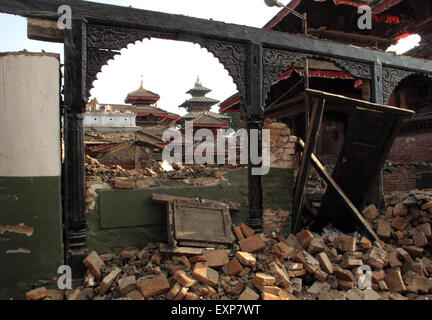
left=262, top=48, right=372, bottom=102
left=382, top=67, right=415, bottom=104
left=262, top=48, right=308, bottom=102
left=197, top=39, right=247, bottom=101
left=87, top=24, right=176, bottom=50
left=86, top=48, right=117, bottom=97
left=330, top=58, right=372, bottom=80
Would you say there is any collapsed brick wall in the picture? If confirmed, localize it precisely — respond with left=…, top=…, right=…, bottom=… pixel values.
left=261, top=120, right=296, bottom=235
left=388, top=132, right=432, bottom=163
left=383, top=162, right=432, bottom=193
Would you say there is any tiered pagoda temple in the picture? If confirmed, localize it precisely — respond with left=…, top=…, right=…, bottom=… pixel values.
left=179, top=77, right=230, bottom=133
left=124, top=81, right=180, bottom=137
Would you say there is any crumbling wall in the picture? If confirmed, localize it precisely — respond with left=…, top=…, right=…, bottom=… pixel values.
left=86, top=169, right=250, bottom=253
left=262, top=121, right=295, bottom=235
left=388, top=133, right=432, bottom=163
left=0, top=52, right=63, bottom=299
left=383, top=161, right=432, bottom=193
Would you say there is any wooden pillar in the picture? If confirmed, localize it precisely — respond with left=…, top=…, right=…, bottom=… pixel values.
left=63, top=19, right=88, bottom=276
left=368, top=62, right=385, bottom=209
left=246, top=43, right=264, bottom=230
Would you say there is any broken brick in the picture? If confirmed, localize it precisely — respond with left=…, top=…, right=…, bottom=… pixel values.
left=333, top=266, right=355, bottom=282
left=334, top=236, right=356, bottom=252
left=174, top=270, right=198, bottom=287
left=228, top=258, right=243, bottom=276
left=297, top=229, right=314, bottom=248
left=338, top=280, right=354, bottom=290
left=192, top=263, right=219, bottom=287
left=253, top=273, right=276, bottom=286
left=25, top=287, right=47, bottom=300
left=238, top=234, right=266, bottom=253
left=363, top=204, right=380, bottom=220
left=238, top=267, right=250, bottom=277
left=119, top=275, right=137, bottom=296
left=294, top=250, right=320, bottom=273
left=127, top=290, right=144, bottom=300
left=167, top=282, right=182, bottom=300
left=307, top=237, right=326, bottom=254
left=385, top=269, right=406, bottom=293
left=417, top=223, right=432, bottom=238
left=184, top=292, right=199, bottom=300
left=238, top=287, right=259, bottom=300
left=233, top=226, right=245, bottom=241
left=269, top=261, right=291, bottom=289
left=402, top=245, right=424, bottom=258
left=239, top=223, right=255, bottom=238
left=377, top=220, right=392, bottom=239
left=392, top=216, right=409, bottom=231
left=137, top=273, right=170, bottom=298
left=277, top=241, right=295, bottom=259
left=83, top=251, right=105, bottom=280
left=314, top=269, right=328, bottom=282
left=235, top=251, right=256, bottom=266
left=173, top=287, right=188, bottom=300
left=413, top=232, right=428, bottom=247
left=341, top=259, right=363, bottom=269
left=203, top=250, right=229, bottom=268
left=99, top=267, right=121, bottom=296
left=317, top=252, right=334, bottom=274
left=393, top=203, right=408, bottom=216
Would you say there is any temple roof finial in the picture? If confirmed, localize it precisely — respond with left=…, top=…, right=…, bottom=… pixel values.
left=139, top=75, right=144, bottom=90
left=195, top=75, right=202, bottom=87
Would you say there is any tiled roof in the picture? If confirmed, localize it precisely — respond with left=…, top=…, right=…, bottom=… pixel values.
left=182, top=111, right=230, bottom=120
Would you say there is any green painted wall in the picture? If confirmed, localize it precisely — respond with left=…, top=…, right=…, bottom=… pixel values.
left=0, top=177, right=63, bottom=300
left=263, top=168, right=295, bottom=235
left=87, top=169, right=249, bottom=253
left=87, top=168, right=294, bottom=254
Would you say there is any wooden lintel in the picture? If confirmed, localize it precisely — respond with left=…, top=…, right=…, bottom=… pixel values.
left=297, top=139, right=380, bottom=242
left=27, top=18, right=64, bottom=43
left=291, top=98, right=325, bottom=234
left=151, top=193, right=241, bottom=212
left=306, top=89, right=415, bottom=117
left=2, top=1, right=432, bottom=76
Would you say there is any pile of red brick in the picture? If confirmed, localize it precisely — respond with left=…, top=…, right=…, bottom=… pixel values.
left=25, top=190, right=432, bottom=300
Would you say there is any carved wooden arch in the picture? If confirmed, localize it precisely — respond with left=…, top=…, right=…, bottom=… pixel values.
left=86, top=24, right=247, bottom=102
left=382, top=66, right=432, bottom=105
left=262, top=47, right=373, bottom=104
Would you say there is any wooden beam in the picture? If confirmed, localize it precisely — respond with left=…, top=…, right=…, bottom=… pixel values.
left=27, top=18, right=63, bottom=43
left=297, top=139, right=380, bottom=242
left=2, top=0, right=432, bottom=75
left=291, top=98, right=325, bottom=234
left=151, top=193, right=241, bottom=212
left=306, top=89, right=414, bottom=116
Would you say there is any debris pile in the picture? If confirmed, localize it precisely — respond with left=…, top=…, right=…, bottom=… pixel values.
left=85, top=154, right=241, bottom=182
left=26, top=190, right=432, bottom=300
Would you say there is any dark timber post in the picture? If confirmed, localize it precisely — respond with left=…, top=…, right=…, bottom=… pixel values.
left=246, top=42, right=264, bottom=230
left=63, top=19, right=88, bottom=276
left=368, top=61, right=385, bottom=209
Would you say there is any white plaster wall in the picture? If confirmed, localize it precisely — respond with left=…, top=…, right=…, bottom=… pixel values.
left=0, top=53, right=60, bottom=177
left=84, top=112, right=136, bottom=127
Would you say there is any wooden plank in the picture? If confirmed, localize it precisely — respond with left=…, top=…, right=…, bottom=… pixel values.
left=151, top=193, right=240, bottom=211
left=306, top=89, right=414, bottom=116
left=2, top=1, right=432, bottom=75
left=172, top=200, right=234, bottom=246
left=297, top=139, right=379, bottom=242
left=159, top=243, right=203, bottom=256
left=291, top=98, right=325, bottom=234
left=27, top=18, right=63, bottom=43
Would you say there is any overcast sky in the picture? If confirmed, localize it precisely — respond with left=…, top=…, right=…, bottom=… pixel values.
left=0, top=0, right=420, bottom=115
